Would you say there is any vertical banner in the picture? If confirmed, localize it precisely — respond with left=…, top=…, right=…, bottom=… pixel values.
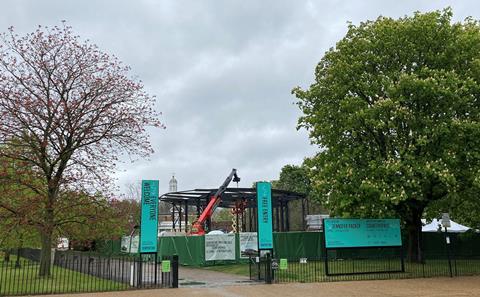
left=256, top=182, right=273, bottom=250
left=140, top=180, right=159, bottom=253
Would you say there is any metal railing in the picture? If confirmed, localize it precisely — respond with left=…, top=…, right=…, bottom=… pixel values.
left=271, top=254, right=480, bottom=283
left=0, top=251, right=178, bottom=296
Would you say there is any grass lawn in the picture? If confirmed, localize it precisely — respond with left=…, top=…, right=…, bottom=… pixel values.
left=0, top=256, right=129, bottom=296
left=199, top=258, right=480, bottom=283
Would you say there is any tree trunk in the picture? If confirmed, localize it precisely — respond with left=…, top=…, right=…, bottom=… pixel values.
left=39, top=181, right=57, bottom=277
left=4, top=250, right=10, bottom=262
left=39, top=229, right=53, bottom=277
left=407, top=209, right=424, bottom=263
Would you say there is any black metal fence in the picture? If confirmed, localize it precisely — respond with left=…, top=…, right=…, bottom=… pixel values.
left=249, top=253, right=480, bottom=284
left=0, top=250, right=178, bottom=296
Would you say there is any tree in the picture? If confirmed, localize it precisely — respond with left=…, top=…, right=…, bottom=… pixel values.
left=272, top=164, right=324, bottom=230
left=0, top=24, right=162, bottom=276
left=294, top=9, right=480, bottom=262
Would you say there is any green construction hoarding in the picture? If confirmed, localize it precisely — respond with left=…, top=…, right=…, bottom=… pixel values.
left=140, top=180, right=159, bottom=253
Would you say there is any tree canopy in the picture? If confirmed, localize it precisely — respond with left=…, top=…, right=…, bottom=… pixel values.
left=294, top=9, right=480, bottom=261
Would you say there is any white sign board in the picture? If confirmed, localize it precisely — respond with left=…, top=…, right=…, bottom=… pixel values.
left=239, top=232, right=258, bottom=258
left=57, top=238, right=69, bottom=251
left=205, top=233, right=236, bottom=261
left=121, top=236, right=139, bottom=253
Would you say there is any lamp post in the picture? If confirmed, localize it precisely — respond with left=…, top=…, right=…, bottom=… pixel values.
left=441, top=213, right=453, bottom=277
left=129, top=225, right=140, bottom=254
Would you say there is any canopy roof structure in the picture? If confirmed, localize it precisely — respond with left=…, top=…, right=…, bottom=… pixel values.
left=422, top=218, right=471, bottom=233
left=159, top=187, right=309, bottom=233
left=160, top=187, right=305, bottom=208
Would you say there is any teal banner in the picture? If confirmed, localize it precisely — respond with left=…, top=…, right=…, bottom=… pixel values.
left=324, top=218, right=402, bottom=248
left=140, top=180, right=159, bottom=253
left=257, top=182, right=273, bottom=250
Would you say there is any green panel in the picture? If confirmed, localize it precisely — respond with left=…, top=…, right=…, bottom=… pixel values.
left=324, top=219, right=402, bottom=248
left=158, top=236, right=206, bottom=266
left=257, top=182, right=273, bottom=250
left=140, top=180, right=159, bottom=253
left=97, top=231, right=480, bottom=265
left=273, top=231, right=323, bottom=259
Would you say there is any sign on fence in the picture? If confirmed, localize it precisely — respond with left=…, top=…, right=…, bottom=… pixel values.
left=280, top=259, right=288, bottom=270
left=240, top=232, right=258, bottom=258
left=121, top=236, right=139, bottom=253
left=205, top=233, right=236, bottom=261
left=256, top=182, right=273, bottom=250
left=140, top=180, right=159, bottom=253
left=324, top=218, right=402, bottom=248
left=162, top=260, right=171, bottom=272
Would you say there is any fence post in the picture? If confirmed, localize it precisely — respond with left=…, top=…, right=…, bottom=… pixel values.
left=154, top=254, right=158, bottom=285
left=172, top=255, right=179, bottom=288
left=266, top=252, right=272, bottom=284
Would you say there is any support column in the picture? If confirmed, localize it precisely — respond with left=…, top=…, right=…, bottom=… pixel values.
left=253, top=206, right=257, bottom=232
left=196, top=198, right=201, bottom=217
left=184, top=200, right=189, bottom=233
left=275, top=205, right=280, bottom=232
left=285, top=201, right=290, bottom=232
left=248, top=208, right=253, bottom=232
left=179, top=204, right=182, bottom=232
left=302, top=199, right=306, bottom=231
left=280, top=200, right=285, bottom=232
left=171, top=203, right=176, bottom=231
left=242, top=210, right=246, bottom=232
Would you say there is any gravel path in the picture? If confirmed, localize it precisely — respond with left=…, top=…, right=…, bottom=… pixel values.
left=36, top=276, right=480, bottom=297
left=178, top=266, right=256, bottom=287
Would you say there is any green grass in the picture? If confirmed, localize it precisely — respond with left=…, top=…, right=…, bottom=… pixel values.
left=199, top=258, right=480, bottom=283
left=0, top=256, right=129, bottom=296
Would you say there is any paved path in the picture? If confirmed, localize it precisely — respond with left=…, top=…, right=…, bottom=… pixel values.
left=39, top=276, right=480, bottom=297
left=178, top=266, right=255, bottom=287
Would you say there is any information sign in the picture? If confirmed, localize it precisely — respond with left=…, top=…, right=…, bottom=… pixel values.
left=140, top=180, right=159, bottom=253
left=121, top=236, right=139, bottom=253
left=257, top=182, right=273, bottom=250
left=205, top=234, right=236, bottom=261
left=280, top=259, right=288, bottom=270
left=271, top=259, right=279, bottom=270
left=324, top=218, right=402, bottom=248
left=161, top=260, right=171, bottom=272
left=239, top=232, right=258, bottom=258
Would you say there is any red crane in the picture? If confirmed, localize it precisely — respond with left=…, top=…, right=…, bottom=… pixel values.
left=190, top=168, right=240, bottom=235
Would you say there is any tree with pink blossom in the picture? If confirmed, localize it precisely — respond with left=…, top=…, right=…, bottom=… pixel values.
left=0, top=23, right=163, bottom=276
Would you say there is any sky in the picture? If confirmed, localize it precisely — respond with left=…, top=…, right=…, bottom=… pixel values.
left=1, top=1, right=479, bottom=196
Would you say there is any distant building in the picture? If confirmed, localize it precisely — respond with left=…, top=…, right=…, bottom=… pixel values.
left=169, top=174, right=178, bottom=192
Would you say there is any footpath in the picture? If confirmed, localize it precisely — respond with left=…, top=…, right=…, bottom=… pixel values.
left=39, top=275, right=480, bottom=297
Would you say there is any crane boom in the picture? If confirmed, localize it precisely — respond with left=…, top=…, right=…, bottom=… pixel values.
left=190, top=168, right=240, bottom=235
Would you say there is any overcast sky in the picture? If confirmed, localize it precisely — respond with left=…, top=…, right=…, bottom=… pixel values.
left=1, top=1, right=479, bottom=196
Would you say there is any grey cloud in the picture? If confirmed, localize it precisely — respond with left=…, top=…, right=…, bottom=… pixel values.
left=1, top=0, right=479, bottom=194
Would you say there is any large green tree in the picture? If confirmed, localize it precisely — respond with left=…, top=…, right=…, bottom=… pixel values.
left=294, top=9, right=480, bottom=261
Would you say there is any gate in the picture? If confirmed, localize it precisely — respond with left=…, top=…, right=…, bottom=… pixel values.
left=248, top=254, right=273, bottom=284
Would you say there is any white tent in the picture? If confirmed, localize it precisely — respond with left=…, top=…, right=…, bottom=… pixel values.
left=422, top=218, right=470, bottom=233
